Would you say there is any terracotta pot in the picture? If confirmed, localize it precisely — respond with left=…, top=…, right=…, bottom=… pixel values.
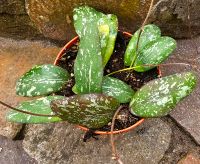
left=54, top=31, right=161, bottom=135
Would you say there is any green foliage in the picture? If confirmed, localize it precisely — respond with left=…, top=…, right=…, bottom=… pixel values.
left=6, top=6, right=196, bottom=129
left=98, top=23, right=110, bottom=60
left=50, top=94, right=120, bottom=128
left=73, top=6, right=118, bottom=67
left=74, top=22, right=103, bottom=94
left=130, top=72, right=197, bottom=117
left=124, top=24, right=176, bottom=72
left=73, top=6, right=104, bottom=38
left=124, top=24, right=161, bottom=66
left=7, top=96, right=63, bottom=123
left=134, top=37, right=176, bottom=72
left=102, top=76, right=135, bottom=103
left=16, top=64, right=69, bottom=97
left=98, top=14, right=118, bottom=66
left=72, top=84, right=78, bottom=94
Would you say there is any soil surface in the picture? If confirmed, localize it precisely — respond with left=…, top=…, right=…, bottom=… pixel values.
left=55, top=31, right=159, bottom=132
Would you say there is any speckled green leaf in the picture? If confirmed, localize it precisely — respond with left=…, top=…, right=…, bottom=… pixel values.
left=73, top=6, right=104, bottom=38
left=73, top=6, right=118, bottom=67
left=16, top=64, right=69, bottom=97
left=51, top=94, right=120, bottom=128
left=102, top=76, right=135, bottom=103
left=134, top=36, right=176, bottom=72
left=74, top=22, right=103, bottom=94
left=130, top=72, right=197, bottom=117
left=98, top=23, right=110, bottom=60
left=124, top=24, right=161, bottom=66
left=98, top=14, right=118, bottom=67
left=6, top=96, right=63, bottom=123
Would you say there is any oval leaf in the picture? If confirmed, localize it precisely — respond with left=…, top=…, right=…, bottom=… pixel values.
left=16, top=64, right=69, bottom=97
left=102, top=76, right=135, bottom=103
left=6, top=96, right=63, bottom=123
left=134, top=36, right=176, bottom=72
left=73, top=6, right=104, bottom=38
left=51, top=94, right=120, bottom=128
left=98, top=14, right=118, bottom=67
left=124, top=24, right=161, bottom=66
left=130, top=72, right=197, bottom=117
left=98, top=23, right=110, bottom=58
left=74, top=22, right=103, bottom=94
left=73, top=6, right=118, bottom=67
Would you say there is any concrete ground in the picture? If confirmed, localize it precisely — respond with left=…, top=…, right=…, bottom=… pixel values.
left=0, top=36, right=199, bottom=164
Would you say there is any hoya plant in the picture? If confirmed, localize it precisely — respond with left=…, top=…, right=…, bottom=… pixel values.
left=2, top=6, right=197, bottom=131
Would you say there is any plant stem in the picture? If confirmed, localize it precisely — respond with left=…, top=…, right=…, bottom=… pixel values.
left=110, top=106, right=124, bottom=164
left=106, top=62, right=192, bottom=76
left=129, top=0, right=155, bottom=68
left=0, top=100, right=57, bottom=117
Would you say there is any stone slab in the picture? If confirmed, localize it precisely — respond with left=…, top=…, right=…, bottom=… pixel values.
left=0, top=135, right=36, bottom=164
left=23, top=118, right=171, bottom=164
left=159, top=118, right=200, bottom=163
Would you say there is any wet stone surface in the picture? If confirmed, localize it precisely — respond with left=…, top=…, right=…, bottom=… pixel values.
left=23, top=119, right=171, bottom=164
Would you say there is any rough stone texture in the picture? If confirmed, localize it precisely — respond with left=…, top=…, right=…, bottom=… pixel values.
left=159, top=117, right=200, bottom=163
left=0, top=37, right=60, bottom=138
left=178, top=148, right=200, bottom=164
left=0, top=121, right=21, bottom=140
left=0, top=136, right=37, bottom=164
left=25, top=0, right=200, bottom=41
left=0, top=135, right=37, bottom=164
left=25, top=0, right=151, bottom=41
left=0, top=0, right=25, bottom=14
left=178, top=153, right=200, bottom=164
left=151, top=0, right=200, bottom=38
left=160, top=35, right=200, bottom=145
left=1, top=0, right=200, bottom=41
left=23, top=118, right=171, bottom=164
left=0, top=0, right=42, bottom=39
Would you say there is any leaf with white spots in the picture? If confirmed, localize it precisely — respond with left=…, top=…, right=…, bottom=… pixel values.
left=102, top=76, right=135, bottom=103
left=130, top=72, right=197, bottom=117
left=73, top=6, right=118, bottom=67
left=74, top=22, right=103, bottom=94
left=98, top=14, right=118, bottom=67
left=6, top=96, right=63, bottom=123
left=124, top=24, right=161, bottom=66
left=134, top=36, right=176, bottom=72
left=73, top=6, right=104, bottom=38
left=16, top=64, right=69, bottom=97
left=50, top=94, right=120, bottom=128
left=98, top=23, right=110, bottom=60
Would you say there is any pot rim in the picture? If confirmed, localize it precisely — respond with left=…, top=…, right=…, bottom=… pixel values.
left=54, top=31, right=161, bottom=135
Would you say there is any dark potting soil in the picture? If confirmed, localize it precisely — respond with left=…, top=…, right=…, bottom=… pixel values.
left=55, top=31, right=159, bottom=133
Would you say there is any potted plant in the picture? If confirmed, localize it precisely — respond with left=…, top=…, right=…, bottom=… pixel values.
left=0, top=6, right=197, bottom=141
